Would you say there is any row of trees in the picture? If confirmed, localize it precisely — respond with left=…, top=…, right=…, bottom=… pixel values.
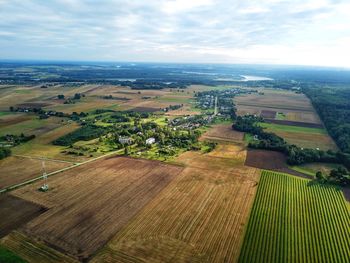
left=0, top=133, right=36, bottom=146
left=53, top=125, right=108, bottom=146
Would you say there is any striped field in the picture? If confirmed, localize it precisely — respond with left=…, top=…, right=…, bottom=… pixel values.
left=239, top=170, right=350, bottom=263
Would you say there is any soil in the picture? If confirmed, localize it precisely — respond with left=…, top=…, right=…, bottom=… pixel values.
left=0, top=194, right=46, bottom=238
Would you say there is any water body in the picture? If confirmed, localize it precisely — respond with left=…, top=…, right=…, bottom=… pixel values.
left=240, top=75, right=273, bottom=81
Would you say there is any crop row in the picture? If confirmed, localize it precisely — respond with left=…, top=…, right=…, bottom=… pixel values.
left=239, top=170, right=350, bottom=263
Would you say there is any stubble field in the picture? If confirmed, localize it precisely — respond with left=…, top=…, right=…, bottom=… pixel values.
left=91, top=140, right=260, bottom=263
left=7, top=157, right=182, bottom=261
left=234, top=88, right=321, bottom=124
left=0, top=156, right=73, bottom=189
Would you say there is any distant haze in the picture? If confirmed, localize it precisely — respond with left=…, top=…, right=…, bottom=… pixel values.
left=0, top=0, right=350, bottom=68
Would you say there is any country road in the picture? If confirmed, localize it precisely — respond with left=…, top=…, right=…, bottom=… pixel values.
left=0, top=149, right=124, bottom=193
left=214, top=96, right=218, bottom=115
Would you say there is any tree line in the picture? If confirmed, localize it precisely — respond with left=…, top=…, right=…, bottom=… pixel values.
left=303, top=85, right=350, bottom=153
left=233, top=115, right=350, bottom=185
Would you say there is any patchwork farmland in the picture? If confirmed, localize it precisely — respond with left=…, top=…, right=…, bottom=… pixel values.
left=239, top=171, right=350, bottom=263
left=234, top=88, right=321, bottom=124
left=1, top=67, right=350, bottom=263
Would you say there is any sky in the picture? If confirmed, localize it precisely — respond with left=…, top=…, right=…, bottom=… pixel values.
left=0, top=0, right=350, bottom=67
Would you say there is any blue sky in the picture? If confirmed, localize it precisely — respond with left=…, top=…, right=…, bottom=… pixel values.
left=0, top=0, right=350, bottom=67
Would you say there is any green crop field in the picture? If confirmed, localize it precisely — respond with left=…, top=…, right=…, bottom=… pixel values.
left=239, top=170, right=350, bottom=263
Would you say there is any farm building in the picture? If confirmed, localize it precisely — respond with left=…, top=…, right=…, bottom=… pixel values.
left=146, top=137, right=155, bottom=145
left=119, top=137, right=132, bottom=144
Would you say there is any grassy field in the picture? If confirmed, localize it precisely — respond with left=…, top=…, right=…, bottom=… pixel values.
left=259, top=122, right=338, bottom=151
left=290, top=162, right=346, bottom=177
left=0, top=245, right=27, bottom=263
left=259, top=122, right=326, bottom=134
left=239, top=170, right=350, bottom=263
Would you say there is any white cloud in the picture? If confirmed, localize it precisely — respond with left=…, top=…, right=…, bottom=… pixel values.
left=161, top=0, right=214, bottom=14
left=0, top=0, right=349, bottom=67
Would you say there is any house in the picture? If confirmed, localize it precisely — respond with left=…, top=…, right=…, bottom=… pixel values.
left=119, top=137, right=132, bottom=144
left=146, top=137, right=155, bottom=145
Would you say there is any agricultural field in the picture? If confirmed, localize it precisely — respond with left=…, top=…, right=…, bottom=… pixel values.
left=0, top=194, right=46, bottom=238
left=290, top=162, right=346, bottom=178
left=239, top=170, right=350, bottom=263
left=0, top=156, right=73, bottom=189
left=1, top=231, right=78, bottom=263
left=7, top=157, right=182, bottom=261
left=245, top=149, right=310, bottom=179
left=234, top=88, right=321, bottom=124
left=1, top=77, right=349, bottom=263
left=91, top=142, right=260, bottom=263
left=200, top=123, right=244, bottom=142
left=259, top=122, right=338, bottom=151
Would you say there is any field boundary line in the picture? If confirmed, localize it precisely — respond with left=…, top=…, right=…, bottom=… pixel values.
left=13, top=154, right=78, bottom=164
left=236, top=102, right=314, bottom=112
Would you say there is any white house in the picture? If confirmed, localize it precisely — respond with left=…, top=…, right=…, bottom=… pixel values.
left=119, top=137, right=132, bottom=144
left=146, top=137, right=155, bottom=145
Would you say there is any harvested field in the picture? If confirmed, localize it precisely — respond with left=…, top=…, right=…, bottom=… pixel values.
left=234, top=89, right=322, bottom=124
left=0, top=156, right=72, bottom=189
left=265, top=119, right=323, bottom=128
left=0, top=113, right=32, bottom=128
left=245, top=149, right=311, bottom=179
left=130, top=106, right=160, bottom=112
left=0, top=195, right=46, bottom=238
left=175, top=149, right=248, bottom=173
left=235, top=89, right=314, bottom=111
left=200, top=124, right=244, bottom=142
left=0, top=116, right=63, bottom=137
left=165, top=105, right=200, bottom=116
left=114, top=90, right=138, bottom=95
left=260, top=110, right=276, bottom=119
left=11, top=157, right=182, bottom=260
left=91, top=144, right=260, bottom=263
left=46, top=98, right=120, bottom=114
left=16, top=102, right=51, bottom=108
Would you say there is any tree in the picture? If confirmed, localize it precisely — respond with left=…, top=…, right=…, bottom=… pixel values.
left=315, top=171, right=326, bottom=183
left=9, top=106, right=14, bottom=112
left=57, top=94, right=65, bottom=99
left=73, top=93, right=81, bottom=100
left=0, top=147, right=11, bottom=159
left=124, top=146, right=129, bottom=155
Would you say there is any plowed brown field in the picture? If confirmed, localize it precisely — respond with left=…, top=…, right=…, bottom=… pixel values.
left=10, top=156, right=182, bottom=261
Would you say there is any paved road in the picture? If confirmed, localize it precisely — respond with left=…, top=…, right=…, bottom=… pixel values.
left=0, top=149, right=123, bottom=193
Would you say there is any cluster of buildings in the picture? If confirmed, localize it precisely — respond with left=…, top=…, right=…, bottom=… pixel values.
left=118, top=137, right=155, bottom=145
